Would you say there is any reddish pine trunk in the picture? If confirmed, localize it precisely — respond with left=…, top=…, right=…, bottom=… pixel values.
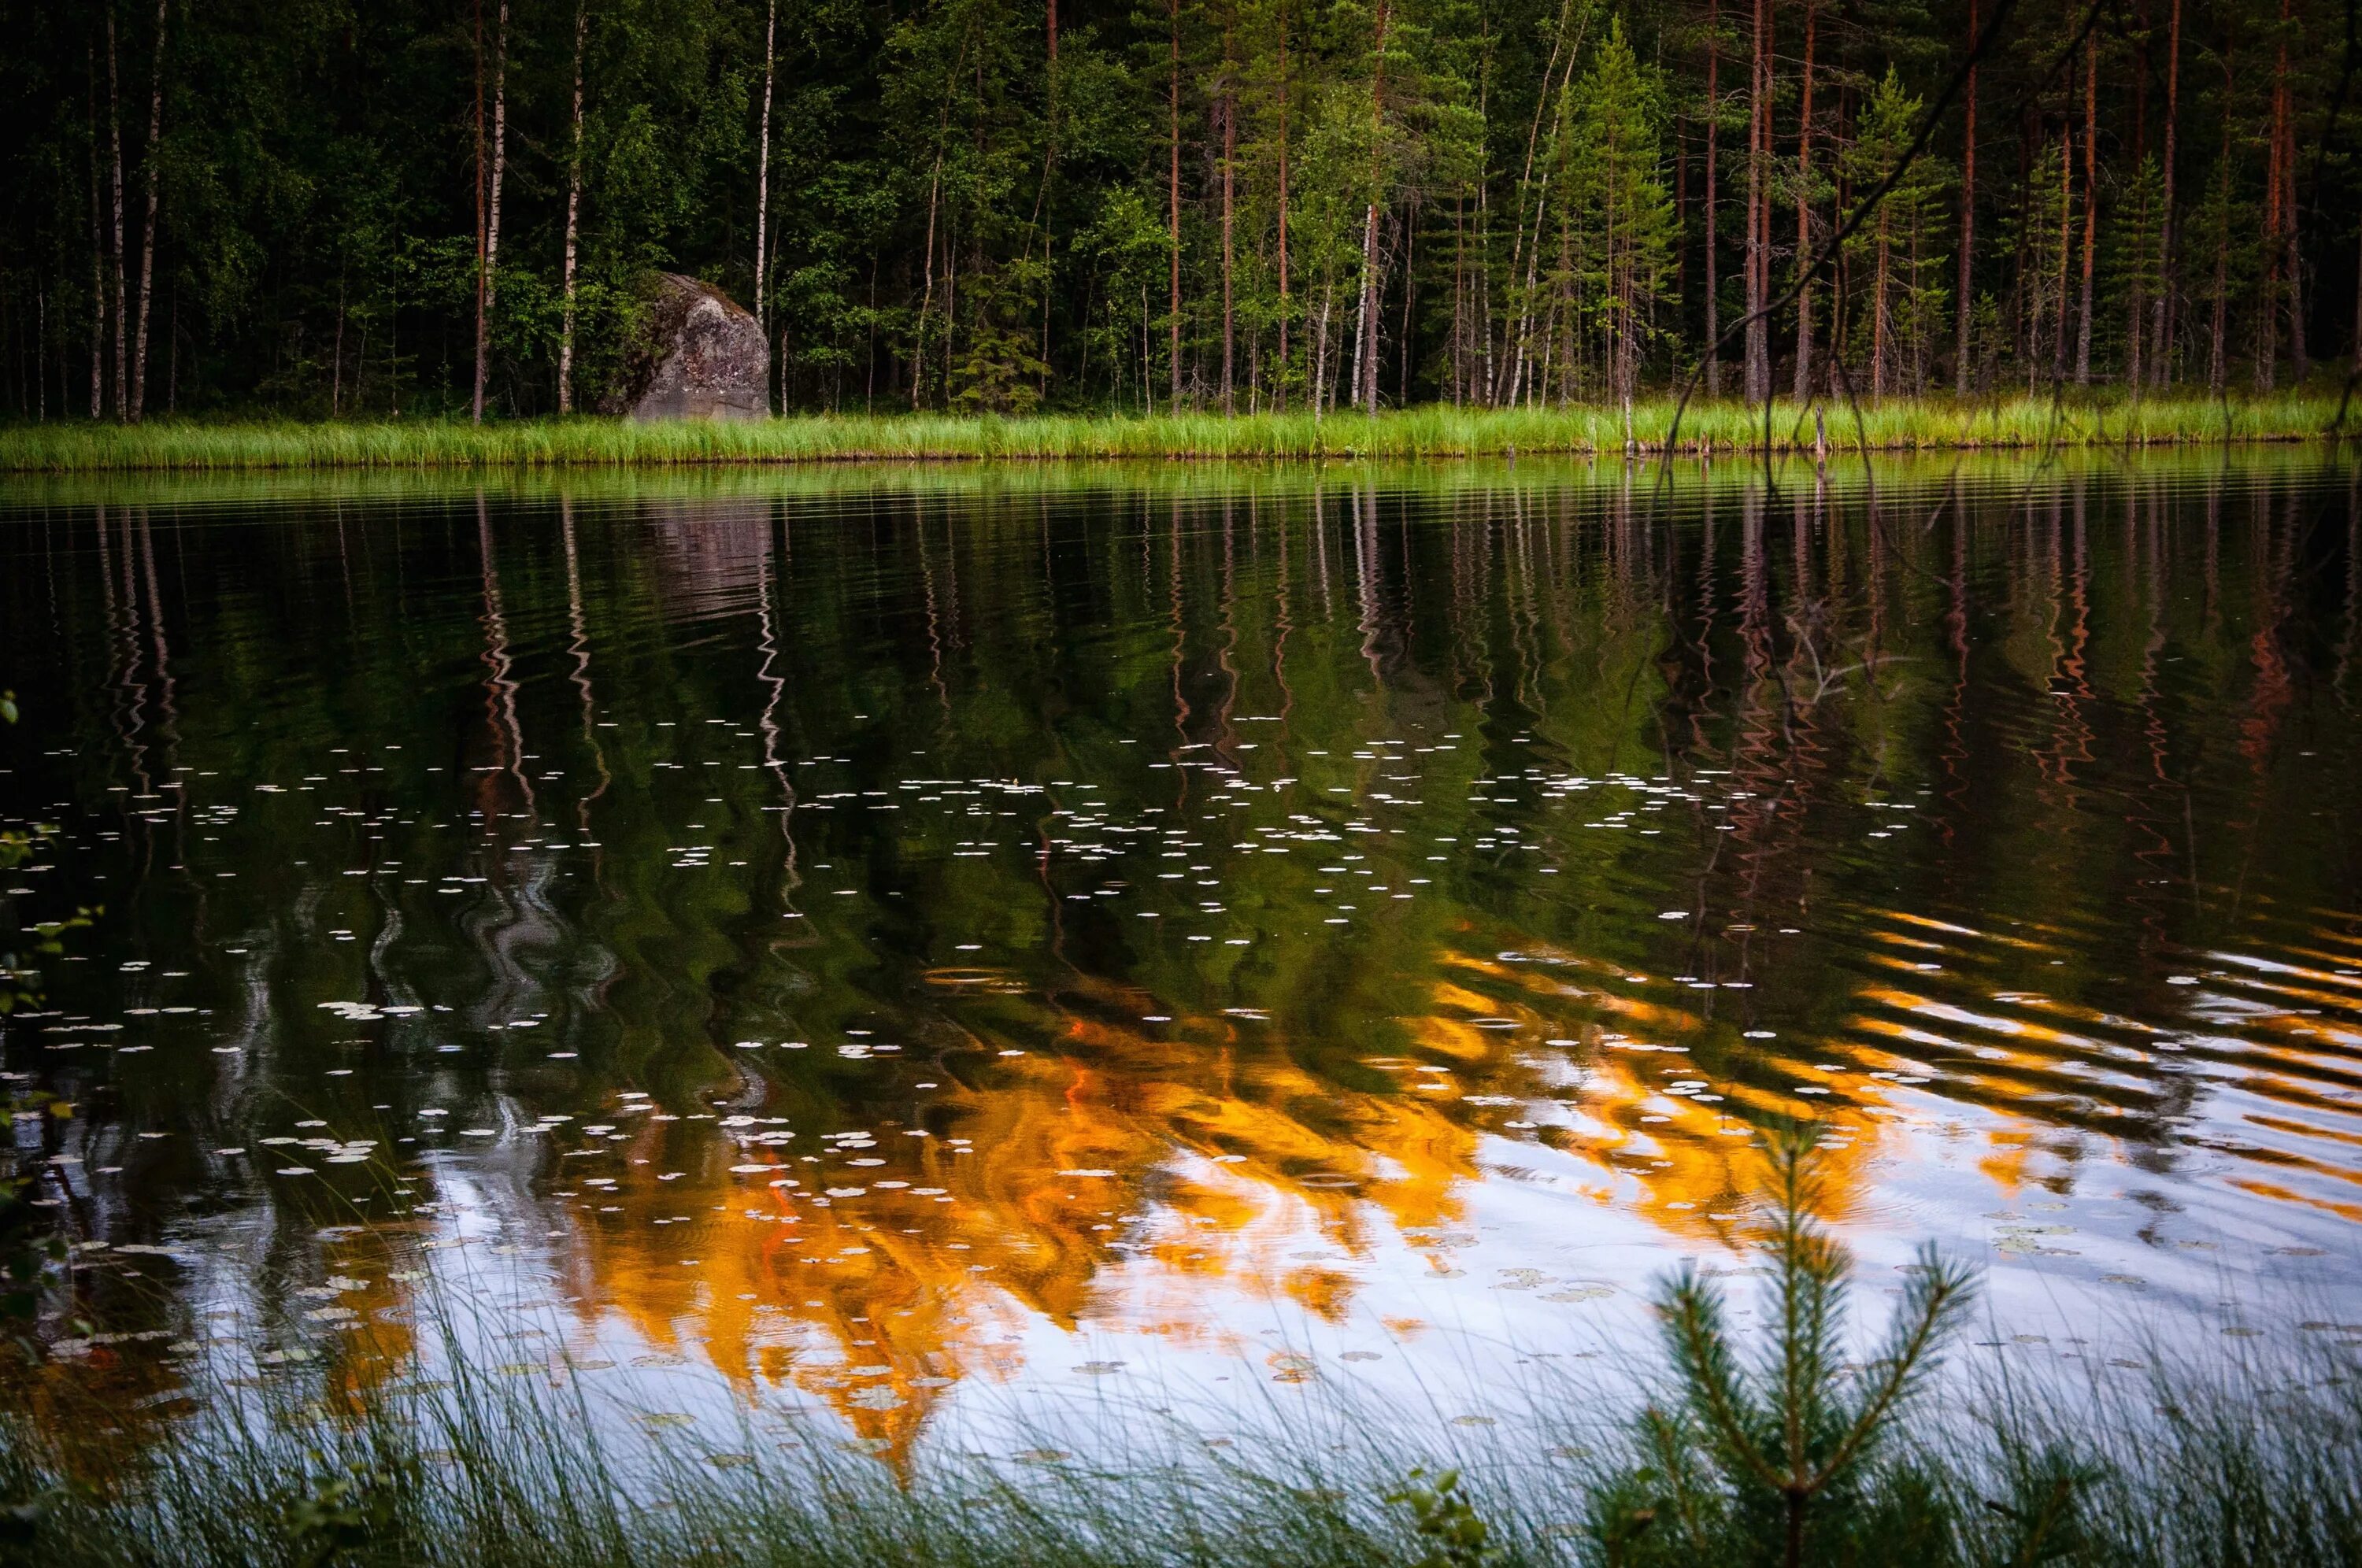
left=107, top=15, right=125, bottom=420
left=128, top=0, right=165, bottom=422
left=1744, top=0, right=1769, bottom=401
left=2275, top=0, right=2305, bottom=379
left=1956, top=0, right=1979, bottom=392
left=1221, top=19, right=1235, bottom=416
left=2127, top=0, right=2149, bottom=389
left=2259, top=32, right=2282, bottom=389
left=2208, top=52, right=2231, bottom=391
left=2053, top=125, right=2071, bottom=386
left=1705, top=0, right=1720, bottom=396
left=1276, top=5, right=1290, bottom=410
left=87, top=43, right=102, bottom=420
left=1792, top=0, right=1816, bottom=403
left=2075, top=35, right=2096, bottom=385
left=1168, top=0, right=1182, bottom=409
left=1360, top=0, right=1391, bottom=414
left=2151, top=0, right=2180, bottom=386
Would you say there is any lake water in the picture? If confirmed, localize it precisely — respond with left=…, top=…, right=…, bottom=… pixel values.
left=3, top=452, right=2360, bottom=1467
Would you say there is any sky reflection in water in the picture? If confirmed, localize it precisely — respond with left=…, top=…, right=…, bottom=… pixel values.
left=2, top=453, right=2360, bottom=1463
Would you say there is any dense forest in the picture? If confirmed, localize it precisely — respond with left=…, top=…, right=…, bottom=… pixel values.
left=0, top=0, right=2356, bottom=421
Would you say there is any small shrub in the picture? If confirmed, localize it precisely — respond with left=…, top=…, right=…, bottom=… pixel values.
left=1589, top=1130, right=1981, bottom=1568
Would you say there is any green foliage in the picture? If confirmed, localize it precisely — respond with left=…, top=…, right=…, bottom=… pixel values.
left=1554, top=15, right=1676, bottom=401
left=1844, top=68, right=1950, bottom=398
left=1590, top=1130, right=1979, bottom=1568
left=1383, top=1467, right=1499, bottom=1568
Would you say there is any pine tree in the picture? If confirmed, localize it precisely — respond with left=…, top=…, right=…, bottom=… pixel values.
left=1562, top=16, right=1675, bottom=404
left=1843, top=67, right=1946, bottom=399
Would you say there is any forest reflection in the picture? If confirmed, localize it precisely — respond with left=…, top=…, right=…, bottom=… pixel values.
left=2, top=452, right=2358, bottom=1461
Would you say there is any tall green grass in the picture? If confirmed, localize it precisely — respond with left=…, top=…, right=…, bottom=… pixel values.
left=5, top=443, right=2345, bottom=518
left=0, top=393, right=2348, bottom=472
left=3, top=1134, right=2356, bottom=1567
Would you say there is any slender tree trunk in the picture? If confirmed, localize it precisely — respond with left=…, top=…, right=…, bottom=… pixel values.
left=1399, top=202, right=1415, bottom=405
left=1705, top=0, right=1720, bottom=395
left=2053, top=128, right=2071, bottom=387
left=558, top=0, right=585, bottom=414
left=1361, top=0, right=1391, bottom=415
left=1169, top=0, right=1182, bottom=409
left=755, top=0, right=776, bottom=349
left=1349, top=241, right=1369, bottom=410
left=2151, top=0, right=2179, bottom=386
left=483, top=3, right=507, bottom=415
left=2208, top=54, right=2231, bottom=391
left=87, top=44, right=103, bottom=420
left=2274, top=0, right=2305, bottom=379
left=331, top=279, right=345, bottom=415
left=471, top=0, right=487, bottom=423
left=1475, top=57, right=1492, bottom=404
left=1040, top=6, right=1059, bottom=409
left=1956, top=0, right=1978, bottom=392
left=1276, top=3, right=1290, bottom=410
left=2127, top=0, right=2150, bottom=390
left=1744, top=0, right=1769, bottom=402
left=2259, top=37, right=2283, bottom=388
left=129, top=0, right=165, bottom=422
left=1312, top=276, right=1333, bottom=420
left=1676, top=109, right=1688, bottom=334
left=1497, top=0, right=1578, bottom=406
left=107, top=13, right=126, bottom=421
left=2353, top=203, right=2362, bottom=374
left=1874, top=208, right=1890, bottom=398
left=1791, top=0, right=1816, bottom=403
left=2075, top=35, right=2097, bottom=384
left=1452, top=190, right=1466, bottom=401
left=914, top=128, right=944, bottom=408
left=1221, top=16, right=1235, bottom=416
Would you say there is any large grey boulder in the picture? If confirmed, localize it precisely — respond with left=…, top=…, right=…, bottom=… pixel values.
left=612, top=272, right=770, bottom=421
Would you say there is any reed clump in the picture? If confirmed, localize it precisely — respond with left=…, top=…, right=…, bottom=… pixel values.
left=0, top=393, right=2346, bottom=472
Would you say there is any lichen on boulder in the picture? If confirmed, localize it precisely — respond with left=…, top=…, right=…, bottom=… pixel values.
left=605, top=272, right=770, bottom=422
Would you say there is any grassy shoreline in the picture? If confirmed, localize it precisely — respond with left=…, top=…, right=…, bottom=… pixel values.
left=6, top=444, right=2348, bottom=514
left=0, top=393, right=2349, bottom=472
left=6, top=1281, right=2357, bottom=1568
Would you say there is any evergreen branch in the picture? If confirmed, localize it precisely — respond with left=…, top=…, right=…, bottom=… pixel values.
left=1813, top=1244, right=1976, bottom=1488
left=1658, top=1270, right=1784, bottom=1492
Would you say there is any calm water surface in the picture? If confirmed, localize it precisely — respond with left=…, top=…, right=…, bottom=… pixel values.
left=3, top=453, right=2360, bottom=1463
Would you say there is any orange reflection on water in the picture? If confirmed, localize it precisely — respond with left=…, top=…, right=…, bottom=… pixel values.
left=554, top=986, right=1540, bottom=1459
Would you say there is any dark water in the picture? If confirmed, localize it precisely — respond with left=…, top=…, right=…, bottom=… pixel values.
left=3, top=453, right=2360, bottom=1462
